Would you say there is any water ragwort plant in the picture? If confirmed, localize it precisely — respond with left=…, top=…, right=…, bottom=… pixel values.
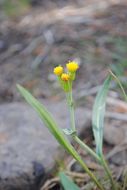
left=17, top=61, right=127, bottom=190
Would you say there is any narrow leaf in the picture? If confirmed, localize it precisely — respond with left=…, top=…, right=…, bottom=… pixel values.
left=59, top=172, right=80, bottom=190
left=17, top=84, right=74, bottom=154
left=17, top=84, right=104, bottom=189
left=92, top=76, right=111, bottom=156
left=17, top=84, right=89, bottom=160
left=17, top=84, right=83, bottom=162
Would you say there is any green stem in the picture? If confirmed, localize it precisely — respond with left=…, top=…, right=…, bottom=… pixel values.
left=73, top=135, right=101, bottom=162
left=75, top=154, right=104, bottom=190
left=65, top=77, right=117, bottom=189
left=109, top=70, right=127, bottom=102
left=66, top=89, right=76, bottom=132
left=101, top=154, right=117, bottom=190
left=65, top=87, right=104, bottom=189
left=73, top=136, right=117, bottom=189
left=66, top=87, right=100, bottom=162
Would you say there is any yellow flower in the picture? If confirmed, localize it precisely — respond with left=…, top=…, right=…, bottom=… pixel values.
left=54, top=66, right=63, bottom=76
left=66, top=61, right=79, bottom=72
left=61, top=73, right=70, bottom=82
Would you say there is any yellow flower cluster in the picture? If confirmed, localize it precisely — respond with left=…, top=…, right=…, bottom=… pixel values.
left=53, top=61, right=79, bottom=82
left=53, top=61, right=79, bottom=92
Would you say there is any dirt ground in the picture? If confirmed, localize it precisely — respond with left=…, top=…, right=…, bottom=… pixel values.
left=0, top=0, right=127, bottom=102
left=0, top=0, right=127, bottom=189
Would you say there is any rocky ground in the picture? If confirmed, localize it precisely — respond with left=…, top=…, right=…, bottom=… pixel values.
left=0, top=0, right=127, bottom=189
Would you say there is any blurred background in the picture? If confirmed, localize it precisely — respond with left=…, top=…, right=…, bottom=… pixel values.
left=0, top=1, right=127, bottom=189
left=0, top=0, right=127, bottom=102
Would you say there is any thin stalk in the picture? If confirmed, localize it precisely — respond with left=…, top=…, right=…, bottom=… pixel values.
left=75, top=154, right=104, bottom=190
left=109, top=70, right=127, bottom=102
left=73, top=135, right=101, bottom=162
left=66, top=88, right=100, bottom=162
left=123, top=171, right=127, bottom=190
left=66, top=88, right=76, bottom=132
left=65, top=88, right=104, bottom=189
left=73, top=137, right=117, bottom=189
left=101, top=154, right=117, bottom=190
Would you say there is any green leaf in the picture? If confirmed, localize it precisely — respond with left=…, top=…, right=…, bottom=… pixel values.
left=17, top=84, right=104, bottom=190
left=17, top=84, right=74, bottom=154
left=17, top=84, right=82, bottom=162
left=92, top=76, right=111, bottom=156
left=17, top=84, right=89, bottom=161
left=59, top=172, right=80, bottom=190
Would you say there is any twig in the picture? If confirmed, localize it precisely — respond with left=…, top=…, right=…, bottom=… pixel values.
left=66, top=158, right=76, bottom=171
left=40, top=177, right=59, bottom=190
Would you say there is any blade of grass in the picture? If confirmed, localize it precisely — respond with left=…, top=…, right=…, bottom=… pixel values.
left=100, top=154, right=117, bottom=190
left=17, top=84, right=104, bottom=190
left=109, top=70, right=127, bottom=102
left=92, top=75, right=111, bottom=156
left=59, top=172, right=80, bottom=190
left=92, top=76, right=117, bottom=190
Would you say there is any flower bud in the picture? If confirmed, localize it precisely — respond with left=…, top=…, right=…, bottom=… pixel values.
left=54, top=66, right=63, bottom=76
left=61, top=73, right=70, bottom=82
left=66, top=61, right=79, bottom=72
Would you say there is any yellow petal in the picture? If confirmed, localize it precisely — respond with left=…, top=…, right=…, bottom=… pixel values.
left=66, top=61, right=79, bottom=72
left=54, top=66, right=63, bottom=76
left=61, top=73, right=70, bottom=81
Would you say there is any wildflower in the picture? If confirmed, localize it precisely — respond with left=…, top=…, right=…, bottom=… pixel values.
left=66, top=61, right=79, bottom=72
left=61, top=73, right=70, bottom=82
left=54, top=66, right=63, bottom=76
